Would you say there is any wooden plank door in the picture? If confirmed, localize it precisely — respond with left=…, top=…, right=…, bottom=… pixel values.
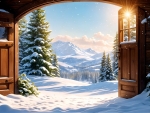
left=0, top=11, right=14, bottom=95
left=118, top=8, right=138, bottom=98
left=118, top=43, right=138, bottom=98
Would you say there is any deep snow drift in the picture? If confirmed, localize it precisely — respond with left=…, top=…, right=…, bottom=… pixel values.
left=0, top=76, right=150, bottom=113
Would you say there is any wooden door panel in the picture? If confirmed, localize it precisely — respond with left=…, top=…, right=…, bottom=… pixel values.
left=121, top=48, right=128, bottom=79
left=130, top=48, right=137, bottom=80
left=0, top=91, right=13, bottom=96
left=120, top=90, right=136, bottom=98
left=121, top=85, right=135, bottom=92
left=1, top=49, right=8, bottom=77
left=121, top=84, right=136, bottom=98
left=0, top=84, right=8, bottom=90
left=0, top=48, right=14, bottom=95
left=119, top=44, right=138, bottom=98
left=120, top=83, right=137, bottom=98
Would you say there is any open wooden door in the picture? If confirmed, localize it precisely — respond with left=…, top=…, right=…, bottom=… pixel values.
left=118, top=8, right=139, bottom=98
left=118, top=6, right=148, bottom=98
left=0, top=11, right=15, bottom=95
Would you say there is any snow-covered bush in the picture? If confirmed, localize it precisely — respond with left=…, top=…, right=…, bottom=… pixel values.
left=18, top=73, right=39, bottom=96
left=145, top=73, right=150, bottom=96
left=141, top=16, right=150, bottom=24
left=146, top=73, right=150, bottom=91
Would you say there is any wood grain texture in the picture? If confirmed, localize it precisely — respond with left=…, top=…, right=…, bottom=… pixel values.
left=0, top=12, right=15, bottom=96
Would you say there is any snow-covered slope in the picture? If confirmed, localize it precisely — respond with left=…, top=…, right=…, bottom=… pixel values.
left=58, top=61, right=78, bottom=72
left=52, top=41, right=102, bottom=72
left=0, top=76, right=149, bottom=113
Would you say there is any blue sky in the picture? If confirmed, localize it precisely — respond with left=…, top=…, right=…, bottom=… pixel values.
left=26, top=2, right=121, bottom=52
left=43, top=2, right=121, bottom=38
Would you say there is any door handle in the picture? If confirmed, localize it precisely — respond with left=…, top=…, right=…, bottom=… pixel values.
left=5, top=80, right=8, bottom=83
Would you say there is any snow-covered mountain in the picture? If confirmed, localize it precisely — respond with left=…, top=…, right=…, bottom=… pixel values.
left=85, top=48, right=98, bottom=55
left=52, top=41, right=102, bottom=72
left=52, top=41, right=94, bottom=57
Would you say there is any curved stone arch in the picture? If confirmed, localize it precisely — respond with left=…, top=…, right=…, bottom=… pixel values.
left=14, top=0, right=135, bottom=22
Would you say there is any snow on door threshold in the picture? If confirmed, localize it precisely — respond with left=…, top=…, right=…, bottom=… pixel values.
left=121, top=79, right=136, bottom=82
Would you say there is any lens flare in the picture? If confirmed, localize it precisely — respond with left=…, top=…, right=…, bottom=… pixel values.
left=125, top=12, right=131, bottom=18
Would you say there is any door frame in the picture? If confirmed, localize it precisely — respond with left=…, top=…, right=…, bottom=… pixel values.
left=0, top=11, right=18, bottom=95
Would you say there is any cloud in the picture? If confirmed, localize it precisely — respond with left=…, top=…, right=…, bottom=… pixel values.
left=94, top=32, right=114, bottom=42
left=52, top=32, right=114, bottom=53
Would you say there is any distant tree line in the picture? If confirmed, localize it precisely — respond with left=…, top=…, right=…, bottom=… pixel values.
left=60, top=71, right=99, bottom=83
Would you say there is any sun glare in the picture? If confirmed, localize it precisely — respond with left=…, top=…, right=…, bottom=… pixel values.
left=125, top=11, right=131, bottom=18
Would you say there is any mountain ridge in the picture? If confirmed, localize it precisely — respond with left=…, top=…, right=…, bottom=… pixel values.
left=52, top=41, right=102, bottom=72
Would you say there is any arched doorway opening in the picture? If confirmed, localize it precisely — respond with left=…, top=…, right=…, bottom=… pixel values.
left=0, top=0, right=148, bottom=99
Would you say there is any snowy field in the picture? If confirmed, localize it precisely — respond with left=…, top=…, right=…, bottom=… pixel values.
left=0, top=76, right=150, bottom=113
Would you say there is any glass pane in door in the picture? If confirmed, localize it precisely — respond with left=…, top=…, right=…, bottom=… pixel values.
left=0, top=27, right=7, bottom=39
left=130, top=15, right=136, bottom=28
left=123, top=30, right=128, bottom=41
left=130, top=28, right=136, bottom=41
left=123, top=19, right=128, bottom=29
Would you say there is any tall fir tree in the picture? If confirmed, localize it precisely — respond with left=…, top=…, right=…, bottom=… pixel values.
left=52, top=54, right=60, bottom=77
left=18, top=17, right=27, bottom=36
left=105, top=54, right=116, bottom=80
left=18, top=17, right=28, bottom=73
left=99, top=51, right=107, bottom=82
left=20, top=9, right=58, bottom=76
left=112, top=33, right=119, bottom=78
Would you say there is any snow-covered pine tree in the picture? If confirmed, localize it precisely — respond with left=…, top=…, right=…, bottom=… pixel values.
left=18, top=17, right=28, bottom=74
left=20, top=9, right=57, bottom=76
left=106, top=54, right=116, bottom=80
left=112, top=33, right=119, bottom=78
left=18, top=17, right=27, bottom=36
left=99, top=51, right=107, bottom=82
left=52, top=54, right=60, bottom=77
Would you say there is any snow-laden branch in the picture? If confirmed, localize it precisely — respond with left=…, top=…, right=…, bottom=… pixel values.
left=141, top=16, right=150, bottom=24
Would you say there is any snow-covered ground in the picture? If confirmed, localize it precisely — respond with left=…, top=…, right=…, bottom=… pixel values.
left=0, top=76, right=150, bottom=113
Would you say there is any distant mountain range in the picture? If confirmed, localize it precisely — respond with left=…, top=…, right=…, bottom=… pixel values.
left=52, top=41, right=103, bottom=72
